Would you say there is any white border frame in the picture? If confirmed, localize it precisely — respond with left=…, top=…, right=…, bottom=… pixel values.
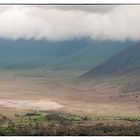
left=0, top=0, right=139, bottom=139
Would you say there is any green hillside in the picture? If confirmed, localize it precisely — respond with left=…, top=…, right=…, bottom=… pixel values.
left=81, top=42, right=140, bottom=92
left=55, top=41, right=135, bottom=71
left=0, top=39, right=88, bottom=70
left=0, top=39, right=135, bottom=72
left=82, top=42, right=140, bottom=77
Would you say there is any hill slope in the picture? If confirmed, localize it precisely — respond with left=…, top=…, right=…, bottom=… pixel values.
left=54, top=41, right=135, bottom=71
left=81, top=43, right=140, bottom=92
left=0, top=39, right=135, bottom=72
left=0, top=39, right=88, bottom=70
left=82, top=43, right=140, bottom=78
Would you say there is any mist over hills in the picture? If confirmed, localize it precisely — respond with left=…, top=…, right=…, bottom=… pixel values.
left=0, top=39, right=135, bottom=71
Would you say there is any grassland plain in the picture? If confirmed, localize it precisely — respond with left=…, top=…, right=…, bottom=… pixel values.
left=0, top=69, right=139, bottom=135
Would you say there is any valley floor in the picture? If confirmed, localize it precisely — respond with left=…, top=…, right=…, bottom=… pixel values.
left=0, top=70, right=139, bottom=116
left=0, top=70, right=139, bottom=135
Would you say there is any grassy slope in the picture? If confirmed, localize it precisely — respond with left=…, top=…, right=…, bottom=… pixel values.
left=0, top=39, right=135, bottom=72
left=55, top=41, right=134, bottom=71
left=0, top=39, right=88, bottom=70
left=80, top=42, right=140, bottom=93
left=83, top=43, right=140, bottom=76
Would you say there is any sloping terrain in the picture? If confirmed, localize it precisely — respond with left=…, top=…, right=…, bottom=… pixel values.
left=81, top=42, right=140, bottom=93
left=82, top=43, right=140, bottom=77
left=0, top=39, right=134, bottom=71
left=54, top=41, right=134, bottom=71
left=0, top=39, right=88, bottom=70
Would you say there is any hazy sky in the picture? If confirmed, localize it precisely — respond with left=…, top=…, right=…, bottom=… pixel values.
left=0, top=5, right=140, bottom=41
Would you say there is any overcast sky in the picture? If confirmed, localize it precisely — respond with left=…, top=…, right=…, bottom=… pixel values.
left=0, top=5, right=139, bottom=41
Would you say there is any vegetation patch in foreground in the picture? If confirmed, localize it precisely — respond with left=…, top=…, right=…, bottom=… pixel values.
left=0, top=112, right=140, bottom=136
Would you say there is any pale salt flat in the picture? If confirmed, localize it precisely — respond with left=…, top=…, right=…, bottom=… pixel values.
left=0, top=99, right=64, bottom=111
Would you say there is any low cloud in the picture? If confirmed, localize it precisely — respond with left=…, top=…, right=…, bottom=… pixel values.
left=0, top=5, right=140, bottom=41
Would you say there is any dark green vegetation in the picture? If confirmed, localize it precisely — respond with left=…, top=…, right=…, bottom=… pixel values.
left=0, top=112, right=140, bottom=136
left=0, top=39, right=134, bottom=71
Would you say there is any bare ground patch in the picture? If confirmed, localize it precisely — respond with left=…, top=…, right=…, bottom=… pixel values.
left=0, top=99, right=64, bottom=111
left=0, top=70, right=140, bottom=116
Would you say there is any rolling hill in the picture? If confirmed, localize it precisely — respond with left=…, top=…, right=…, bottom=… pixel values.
left=81, top=42, right=140, bottom=92
left=0, top=39, right=135, bottom=72
left=55, top=41, right=135, bottom=71
left=82, top=43, right=140, bottom=77
left=0, top=39, right=88, bottom=70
